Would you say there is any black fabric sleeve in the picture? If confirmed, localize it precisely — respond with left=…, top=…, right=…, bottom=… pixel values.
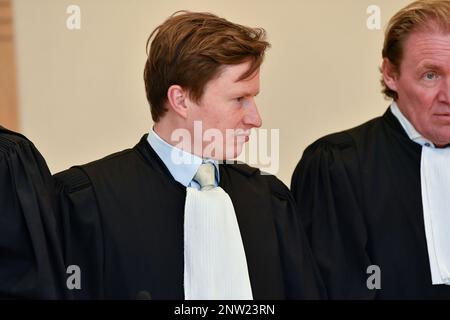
left=54, top=167, right=105, bottom=299
left=0, top=130, right=66, bottom=299
left=291, top=135, right=375, bottom=299
left=267, top=175, right=326, bottom=299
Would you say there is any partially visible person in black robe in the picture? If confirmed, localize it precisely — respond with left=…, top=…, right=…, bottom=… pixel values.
left=54, top=134, right=324, bottom=299
left=0, top=126, right=67, bottom=299
left=291, top=109, right=450, bottom=299
left=291, top=0, right=450, bottom=300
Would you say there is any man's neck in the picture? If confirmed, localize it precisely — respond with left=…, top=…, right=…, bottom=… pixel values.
left=153, top=121, right=204, bottom=158
left=391, top=102, right=450, bottom=148
left=153, top=122, right=176, bottom=147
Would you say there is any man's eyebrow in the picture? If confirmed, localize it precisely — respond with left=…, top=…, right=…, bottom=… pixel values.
left=417, top=62, right=443, bottom=71
left=234, top=91, right=260, bottom=97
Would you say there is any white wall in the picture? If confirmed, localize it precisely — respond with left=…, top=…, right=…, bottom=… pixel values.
left=13, top=0, right=411, bottom=185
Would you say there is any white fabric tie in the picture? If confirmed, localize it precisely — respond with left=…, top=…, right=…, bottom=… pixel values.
left=184, top=163, right=253, bottom=299
left=391, top=103, right=450, bottom=285
left=421, top=146, right=450, bottom=285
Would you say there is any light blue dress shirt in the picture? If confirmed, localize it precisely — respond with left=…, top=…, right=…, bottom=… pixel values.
left=147, top=128, right=219, bottom=190
left=390, top=102, right=435, bottom=148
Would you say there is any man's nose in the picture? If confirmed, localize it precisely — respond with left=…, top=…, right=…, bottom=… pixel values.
left=438, top=78, right=450, bottom=105
left=243, top=98, right=262, bottom=128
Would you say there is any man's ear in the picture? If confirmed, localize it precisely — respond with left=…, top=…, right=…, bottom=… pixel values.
left=381, top=58, right=399, bottom=92
left=167, top=85, right=189, bottom=119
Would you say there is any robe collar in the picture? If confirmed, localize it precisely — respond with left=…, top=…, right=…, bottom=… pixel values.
left=390, top=102, right=436, bottom=148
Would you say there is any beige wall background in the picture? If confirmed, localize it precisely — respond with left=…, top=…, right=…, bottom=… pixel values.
left=12, top=0, right=411, bottom=185
left=0, top=0, right=18, bottom=131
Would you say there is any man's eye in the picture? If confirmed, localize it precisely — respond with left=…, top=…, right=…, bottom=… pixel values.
left=236, top=97, right=244, bottom=102
left=424, top=72, right=438, bottom=80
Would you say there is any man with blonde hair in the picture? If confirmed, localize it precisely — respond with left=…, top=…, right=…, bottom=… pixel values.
left=292, top=0, right=450, bottom=299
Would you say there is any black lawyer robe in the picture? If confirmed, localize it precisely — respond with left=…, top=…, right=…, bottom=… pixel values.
left=0, top=127, right=67, bottom=299
left=291, top=108, right=450, bottom=299
left=54, top=134, right=324, bottom=299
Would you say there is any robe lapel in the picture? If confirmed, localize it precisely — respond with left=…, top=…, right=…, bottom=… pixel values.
left=220, top=164, right=285, bottom=299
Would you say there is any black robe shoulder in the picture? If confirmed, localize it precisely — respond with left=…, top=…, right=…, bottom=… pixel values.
left=0, top=127, right=66, bottom=299
left=291, top=109, right=450, bottom=299
left=55, top=134, right=325, bottom=300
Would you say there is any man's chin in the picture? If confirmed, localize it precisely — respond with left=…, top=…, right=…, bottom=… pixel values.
left=428, top=130, right=450, bottom=148
left=202, top=141, right=246, bottom=161
left=219, top=149, right=244, bottom=162
left=434, top=138, right=450, bottom=148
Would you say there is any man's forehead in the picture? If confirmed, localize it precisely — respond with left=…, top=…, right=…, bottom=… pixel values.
left=407, top=30, right=450, bottom=43
left=218, top=62, right=259, bottom=81
left=403, top=31, right=450, bottom=61
left=208, top=65, right=259, bottom=91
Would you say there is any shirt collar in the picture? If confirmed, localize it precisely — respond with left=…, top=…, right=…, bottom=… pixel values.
left=147, top=128, right=219, bottom=187
left=390, top=102, right=436, bottom=148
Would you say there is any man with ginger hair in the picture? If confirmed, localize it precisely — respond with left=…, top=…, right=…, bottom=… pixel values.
left=55, top=11, right=323, bottom=300
left=292, top=0, right=450, bottom=299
